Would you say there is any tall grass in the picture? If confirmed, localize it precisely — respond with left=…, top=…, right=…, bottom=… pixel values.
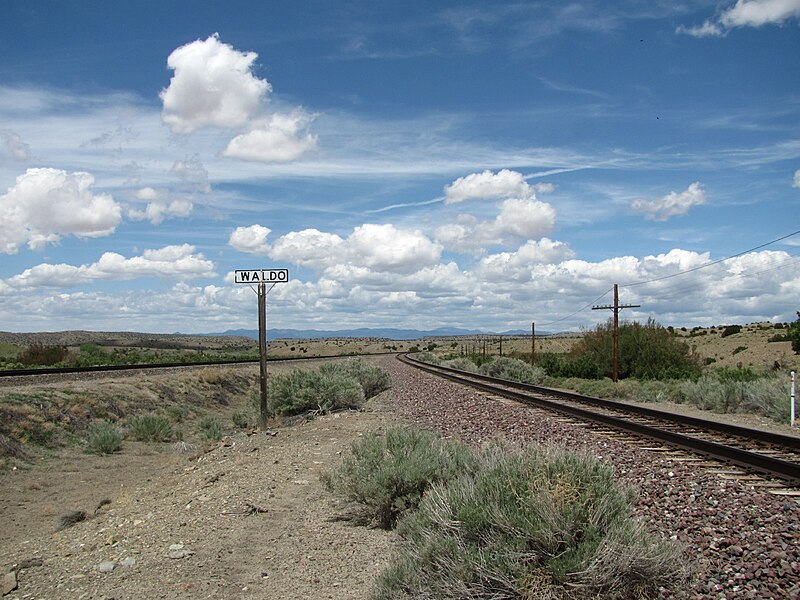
left=85, top=421, right=123, bottom=454
left=127, top=413, right=176, bottom=442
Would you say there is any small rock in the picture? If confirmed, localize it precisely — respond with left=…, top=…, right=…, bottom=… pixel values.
left=169, top=543, right=185, bottom=551
left=3, top=571, right=18, bottom=595
left=97, top=561, right=116, bottom=573
left=119, top=557, right=136, bottom=568
left=166, top=549, right=194, bottom=560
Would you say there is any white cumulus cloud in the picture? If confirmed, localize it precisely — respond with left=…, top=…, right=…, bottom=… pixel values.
left=270, top=229, right=345, bottom=268
left=630, top=182, right=707, bottom=221
left=160, top=34, right=271, bottom=134
left=444, top=169, right=532, bottom=204
left=0, top=167, right=121, bottom=254
left=230, top=223, right=442, bottom=277
left=223, top=110, right=319, bottom=163
left=5, top=244, right=215, bottom=288
left=436, top=198, right=557, bottom=253
left=229, top=224, right=272, bottom=255
left=793, top=169, right=800, bottom=187
left=678, top=0, right=800, bottom=37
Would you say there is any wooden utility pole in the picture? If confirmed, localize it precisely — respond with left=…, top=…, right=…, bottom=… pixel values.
left=592, top=284, right=640, bottom=383
left=257, top=282, right=269, bottom=428
left=531, top=321, right=535, bottom=365
left=499, top=336, right=503, bottom=357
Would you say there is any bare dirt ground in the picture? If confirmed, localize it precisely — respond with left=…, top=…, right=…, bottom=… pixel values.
left=0, top=360, right=400, bottom=600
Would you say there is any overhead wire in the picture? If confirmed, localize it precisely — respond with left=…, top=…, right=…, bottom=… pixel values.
left=619, top=228, right=800, bottom=288
left=534, top=229, right=800, bottom=331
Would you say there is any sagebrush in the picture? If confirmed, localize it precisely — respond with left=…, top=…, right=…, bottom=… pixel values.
left=322, top=427, right=476, bottom=529
left=268, top=360, right=390, bottom=417
left=371, top=442, right=690, bottom=599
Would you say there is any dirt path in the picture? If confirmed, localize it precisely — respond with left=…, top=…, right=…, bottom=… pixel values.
left=1, top=390, right=399, bottom=599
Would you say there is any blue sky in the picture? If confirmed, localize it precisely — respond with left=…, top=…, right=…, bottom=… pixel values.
left=1, top=0, right=799, bottom=334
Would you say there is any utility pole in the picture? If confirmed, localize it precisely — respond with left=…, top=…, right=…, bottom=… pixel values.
left=592, top=284, right=640, bottom=383
left=257, top=282, right=269, bottom=428
left=234, top=268, right=289, bottom=430
left=499, top=336, right=503, bottom=357
left=531, top=321, right=535, bottom=365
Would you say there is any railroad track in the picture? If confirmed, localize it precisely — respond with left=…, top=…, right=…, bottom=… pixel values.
left=399, top=354, right=800, bottom=488
left=0, top=351, right=396, bottom=378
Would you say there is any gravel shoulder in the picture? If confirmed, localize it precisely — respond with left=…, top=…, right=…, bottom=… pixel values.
left=1, top=361, right=400, bottom=600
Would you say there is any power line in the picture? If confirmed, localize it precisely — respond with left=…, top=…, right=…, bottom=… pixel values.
left=631, top=252, right=800, bottom=303
left=620, top=229, right=800, bottom=288
left=537, top=287, right=613, bottom=329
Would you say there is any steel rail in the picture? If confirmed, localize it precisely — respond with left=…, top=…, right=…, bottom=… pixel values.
left=0, top=351, right=398, bottom=378
left=399, top=354, right=800, bottom=484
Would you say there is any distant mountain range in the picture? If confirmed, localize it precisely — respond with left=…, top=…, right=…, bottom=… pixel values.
left=207, top=327, right=541, bottom=341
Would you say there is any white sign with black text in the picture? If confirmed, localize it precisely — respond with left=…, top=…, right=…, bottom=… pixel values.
left=234, top=269, right=290, bottom=284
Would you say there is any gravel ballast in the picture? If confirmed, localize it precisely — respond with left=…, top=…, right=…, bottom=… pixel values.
left=384, top=358, right=800, bottom=599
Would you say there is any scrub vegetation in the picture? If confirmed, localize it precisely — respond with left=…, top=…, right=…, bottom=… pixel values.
left=268, top=360, right=391, bottom=417
left=418, top=317, right=797, bottom=423
left=325, top=427, right=689, bottom=599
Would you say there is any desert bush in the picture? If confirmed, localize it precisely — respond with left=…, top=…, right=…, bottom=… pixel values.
left=768, top=334, right=789, bottom=343
left=336, top=359, right=391, bottom=398
left=677, top=373, right=790, bottom=420
left=444, top=357, right=480, bottom=373
left=569, top=318, right=701, bottom=381
left=374, top=444, right=688, bottom=599
left=322, top=427, right=477, bottom=529
left=86, top=421, right=123, bottom=454
left=231, top=411, right=250, bottom=428
left=732, top=346, right=747, bottom=355
left=740, top=376, right=791, bottom=421
left=198, top=416, right=223, bottom=441
left=127, top=413, right=176, bottom=442
left=18, top=343, right=68, bottom=366
left=479, top=356, right=546, bottom=384
left=720, top=325, right=742, bottom=338
left=269, top=366, right=364, bottom=416
left=788, top=312, right=800, bottom=354
left=415, top=351, right=442, bottom=365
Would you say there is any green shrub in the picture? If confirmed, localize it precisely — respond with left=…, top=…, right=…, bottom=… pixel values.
left=198, top=416, right=223, bottom=441
left=415, top=351, right=442, bottom=365
left=732, top=346, right=747, bottom=356
left=269, top=366, right=364, bottom=416
left=479, top=357, right=546, bottom=384
left=127, top=413, right=176, bottom=442
left=18, top=343, right=69, bottom=366
left=337, top=359, right=391, bottom=398
left=374, top=444, right=688, bottom=599
left=231, top=411, right=250, bottom=428
left=788, top=312, right=800, bottom=354
left=768, top=334, right=789, bottom=343
left=720, top=324, right=742, bottom=338
left=86, top=421, right=123, bottom=454
left=322, top=427, right=477, bottom=529
left=444, top=357, right=480, bottom=373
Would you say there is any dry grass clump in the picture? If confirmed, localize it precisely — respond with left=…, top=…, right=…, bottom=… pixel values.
left=127, top=413, right=176, bottom=442
left=85, top=421, right=123, bottom=454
